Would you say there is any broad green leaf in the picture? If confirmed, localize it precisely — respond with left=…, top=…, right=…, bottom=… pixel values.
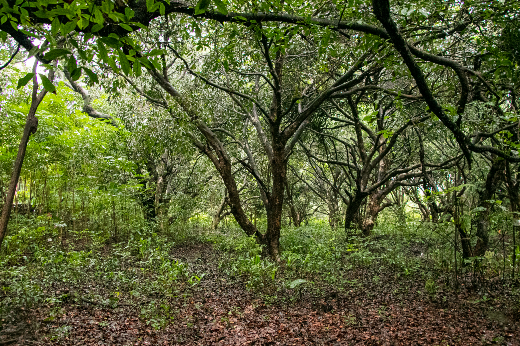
left=39, top=74, right=56, bottom=94
left=120, top=23, right=133, bottom=31
left=139, top=57, right=153, bottom=70
left=17, top=72, right=35, bottom=89
left=92, top=23, right=103, bottom=32
left=214, top=0, right=228, bottom=14
left=146, top=49, right=166, bottom=56
left=61, top=19, right=77, bottom=36
left=117, top=49, right=131, bottom=75
left=51, top=17, right=60, bottom=37
left=94, top=8, right=104, bottom=24
left=70, top=67, right=82, bottom=81
left=44, top=48, right=71, bottom=61
left=146, top=0, right=155, bottom=12
left=97, top=42, right=118, bottom=71
left=288, top=279, right=307, bottom=289
left=194, top=0, right=211, bottom=15
left=82, top=67, right=99, bottom=83
left=125, top=7, right=135, bottom=20
left=133, top=59, right=142, bottom=77
left=99, top=37, right=122, bottom=48
left=67, top=55, right=77, bottom=72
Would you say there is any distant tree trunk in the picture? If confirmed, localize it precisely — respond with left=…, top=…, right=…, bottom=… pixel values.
left=212, top=192, right=230, bottom=230
left=284, top=178, right=301, bottom=227
left=135, top=166, right=156, bottom=222
left=327, top=197, right=340, bottom=230
left=473, top=158, right=505, bottom=256
left=452, top=191, right=471, bottom=260
left=0, top=64, right=51, bottom=250
left=506, top=162, right=520, bottom=278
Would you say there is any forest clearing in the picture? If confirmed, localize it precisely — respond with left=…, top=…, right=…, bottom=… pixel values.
left=1, top=0, right=520, bottom=344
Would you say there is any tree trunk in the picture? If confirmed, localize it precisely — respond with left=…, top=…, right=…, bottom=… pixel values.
left=473, top=158, right=505, bottom=256
left=362, top=193, right=379, bottom=236
left=212, top=192, right=230, bottom=230
left=284, top=178, right=301, bottom=227
left=344, top=191, right=368, bottom=233
left=0, top=68, right=48, bottom=249
left=327, top=198, right=340, bottom=230
left=263, top=145, right=286, bottom=261
left=506, top=162, right=519, bottom=278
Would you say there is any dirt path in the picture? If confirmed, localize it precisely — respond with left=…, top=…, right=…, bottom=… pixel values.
left=5, top=243, right=519, bottom=345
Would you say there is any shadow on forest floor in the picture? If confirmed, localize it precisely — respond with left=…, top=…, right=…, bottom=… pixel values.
left=2, top=241, right=519, bottom=346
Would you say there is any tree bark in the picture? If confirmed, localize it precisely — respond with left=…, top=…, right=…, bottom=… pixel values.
left=473, top=158, right=505, bottom=256
left=344, top=191, right=368, bottom=232
left=284, top=177, right=301, bottom=227
left=212, top=192, right=230, bottom=230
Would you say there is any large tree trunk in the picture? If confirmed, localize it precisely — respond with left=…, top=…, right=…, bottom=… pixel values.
left=473, top=158, right=505, bottom=256
left=361, top=191, right=392, bottom=236
left=344, top=191, right=368, bottom=232
left=263, top=145, right=286, bottom=261
left=0, top=67, right=49, bottom=249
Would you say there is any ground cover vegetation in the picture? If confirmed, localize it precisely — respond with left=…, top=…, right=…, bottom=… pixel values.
left=1, top=0, right=520, bottom=344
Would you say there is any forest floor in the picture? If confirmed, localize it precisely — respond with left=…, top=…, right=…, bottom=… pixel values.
left=2, top=241, right=520, bottom=346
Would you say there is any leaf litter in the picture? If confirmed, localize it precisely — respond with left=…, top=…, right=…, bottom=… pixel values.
left=1, top=243, right=519, bottom=346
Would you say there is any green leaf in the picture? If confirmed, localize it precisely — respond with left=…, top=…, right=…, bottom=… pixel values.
left=82, top=67, right=99, bottom=83
left=97, top=42, right=119, bottom=72
left=91, top=23, right=103, bottom=33
left=120, top=23, right=133, bottom=31
left=69, top=39, right=87, bottom=61
left=70, top=67, right=82, bottom=81
left=139, top=57, right=153, bottom=70
left=213, top=0, right=228, bottom=14
left=17, top=72, right=35, bottom=89
left=194, top=0, right=211, bottom=15
left=44, top=48, right=71, bottom=61
left=117, top=49, right=131, bottom=75
left=61, top=19, right=77, bottom=36
left=133, top=59, right=142, bottom=77
left=146, top=49, right=166, bottom=56
left=94, top=8, right=104, bottom=24
left=125, top=7, right=135, bottom=20
left=146, top=0, right=155, bottom=12
left=51, top=17, right=60, bottom=37
left=99, top=37, right=122, bottom=48
left=67, top=55, right=77, bottom=72
left=288, top=279, right=307, bottom=289
left=39, top=74, right=56, bottom=94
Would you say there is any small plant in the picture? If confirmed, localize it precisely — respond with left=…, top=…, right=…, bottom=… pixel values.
left=425, top=279, right=438, bottom=296
left=344, top=314, right=356, bottom=326
left=188, top=274, right=205, bottom=286
left=288, top=278, right=308, bottom=300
